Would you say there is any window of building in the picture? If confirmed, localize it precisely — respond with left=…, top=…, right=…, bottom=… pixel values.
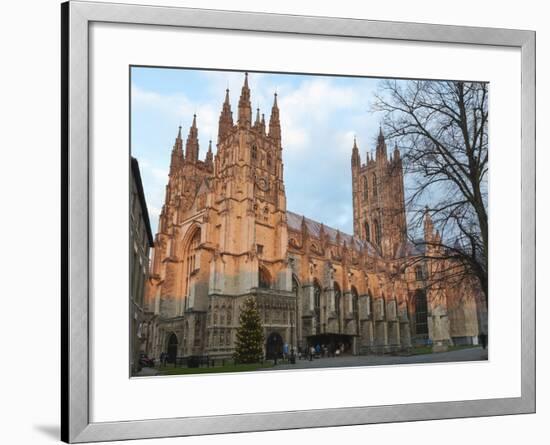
left=313, top=280, right=322, bottom=335
left=334, top=282, right=342, bottom=318
left=415, top=265, right=425, bottom=281
left=414, top=290, right=429, bottom=335
left=373, top=173, right=378, bottom=198
left=256, top=244, right=264, bottom=255
left=374, top=219, right=381, bottom=246
left=267, top=153, right=272, bottom=168
left=363, top=176, right=368, bottom=200
left=258, top=265, right=271, bottom=289
left=365, top=221, right=370, bottom=242
left=251, top=144, right=257, bottom=162
left=184, top=228, right=201, bottom=297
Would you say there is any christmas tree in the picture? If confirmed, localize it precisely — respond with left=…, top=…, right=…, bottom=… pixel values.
left=233, top=297, right=264, bottom=364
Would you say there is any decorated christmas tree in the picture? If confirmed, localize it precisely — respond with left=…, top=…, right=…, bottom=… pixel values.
left=233, top=297, right=264, bottom=364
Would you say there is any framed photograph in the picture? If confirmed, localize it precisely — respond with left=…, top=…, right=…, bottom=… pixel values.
left=62, top=1, right=535, bottom=442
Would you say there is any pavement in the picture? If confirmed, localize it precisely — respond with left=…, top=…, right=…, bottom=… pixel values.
left=134, top=347, right=488, bottom=376
left=260, top=346, right=488, bottom=371
left=134, top=366, right=159, bottom=377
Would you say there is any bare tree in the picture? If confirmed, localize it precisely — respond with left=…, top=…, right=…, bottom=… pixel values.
left=374, top=80, right=488, bottom=302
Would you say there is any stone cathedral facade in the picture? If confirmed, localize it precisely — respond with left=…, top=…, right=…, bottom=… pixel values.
left=141, top=73, right=487, bottom=362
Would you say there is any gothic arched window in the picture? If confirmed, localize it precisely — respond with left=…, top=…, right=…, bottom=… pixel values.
left=374, top=219, right=381, bottom=246
left=363, top=177, right=368, bottom=200
left=334, top=282, right=342, bottom=318
left=414, top=289, right=429, bottom=335
left=365, top=221, right=371, bottom=242
left=251, top=144, right=257, bottom=162
left=184, top=228, right=201, bottom=298
left=415, top=265, right=425, bottom=281
left=258, top=265, right=271, bottom=289
left=313, top=279, right=322, bottom=334
left=372, top=173, right=378, bottom=198
left=267, top=153, right=272, bottom=168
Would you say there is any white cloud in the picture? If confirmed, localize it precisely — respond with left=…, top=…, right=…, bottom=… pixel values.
left=132, top=71, right=390, bottom=235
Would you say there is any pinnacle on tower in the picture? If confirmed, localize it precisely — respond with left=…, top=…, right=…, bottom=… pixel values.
left=218, top=88, right=233, bottom=143
left=351, top=135, right=360, bottom=167
left=205, top=139, right=214, bottom=170
left=393, top=143, right=400, bottom=155
left=169, top=125, right=184, bottom=175
left=393, top=143, right=401, bottom=164
left=376, top=126, right=387, bottom=160
left=260, top=113, right=266, bottom=134
left=268, top=92, right=281, bottom=145
left=255, top=107, right=261, bottom=127
left=424, top=207, right=434, bottom=242
left=238, top=72, right=252, bottom=127
left=185, top=114, right=200, bottom=162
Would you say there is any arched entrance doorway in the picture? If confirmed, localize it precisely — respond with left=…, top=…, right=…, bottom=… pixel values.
left=166, top=333, right=178, bottom=363
left=265, top=332, right=284, bottom=360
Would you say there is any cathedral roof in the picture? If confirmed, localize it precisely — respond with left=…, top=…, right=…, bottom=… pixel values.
left=286, top=210, right=380, bottom=257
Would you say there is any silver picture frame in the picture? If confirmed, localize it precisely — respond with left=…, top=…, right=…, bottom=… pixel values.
left=61, top=1, right=536, bottom=442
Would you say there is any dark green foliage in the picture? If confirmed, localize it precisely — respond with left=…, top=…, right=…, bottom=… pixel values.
left=233, top=297, right=264, bottom=364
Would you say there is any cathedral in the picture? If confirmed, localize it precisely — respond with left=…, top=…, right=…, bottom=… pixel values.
left=141, top=73, right=487, bottom=363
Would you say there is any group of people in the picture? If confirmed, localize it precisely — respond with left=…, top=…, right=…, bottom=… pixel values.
left=296, top=343, right=348, bottom=361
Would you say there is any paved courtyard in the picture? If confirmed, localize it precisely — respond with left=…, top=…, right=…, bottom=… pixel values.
left=261, top=347, right=488, bottom=371
left=135, top=347, right=488, bottom=376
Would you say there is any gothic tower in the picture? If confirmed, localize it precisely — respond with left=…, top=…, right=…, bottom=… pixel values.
left=146, top=114, right=214, bottom=336
left=210, top=73, right=290, bottom=296
left=351, top=128, right=407, bottom=257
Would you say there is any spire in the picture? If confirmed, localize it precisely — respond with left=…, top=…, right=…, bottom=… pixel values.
left=393, top=143, right=401, bottom=165
left=260, top=113, right=266, bottom=134
left=351, top=135, right=360, bottom=167
left=268, top=92, right=281, bottom=145
left=424, top=207, right=434, bottom=242
left=376, top=126, right=387, bottom=160
left=205, top=139, right=213, bottom=170
left=169, top=125, right=184, bottom=175
left=238, top=72, right=252, bottom=127
left=185, top=114, right=199, bottom=163
left=218, top=88, right=234, bottom=143
left=255, top=107, right=261, bottom=126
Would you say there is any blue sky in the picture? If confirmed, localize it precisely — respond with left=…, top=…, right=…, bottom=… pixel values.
left=131, top=67, right=389, bottom=235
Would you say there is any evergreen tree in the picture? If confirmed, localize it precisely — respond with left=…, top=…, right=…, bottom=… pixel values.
left=233, top=297, right=264, bottom=364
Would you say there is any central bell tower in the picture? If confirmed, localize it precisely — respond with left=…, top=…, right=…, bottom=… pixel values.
left=212, top=73, right=290, bottom=294
left=351, top=129, right=407, bottom=258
